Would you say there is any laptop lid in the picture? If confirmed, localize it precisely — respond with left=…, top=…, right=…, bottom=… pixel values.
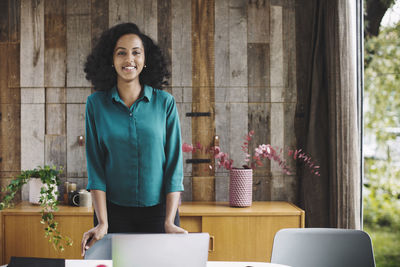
left=112, top=233, right=209, bottom=267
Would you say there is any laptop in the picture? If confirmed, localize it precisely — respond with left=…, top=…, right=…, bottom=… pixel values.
left=112, top=233, right=209, bottom=267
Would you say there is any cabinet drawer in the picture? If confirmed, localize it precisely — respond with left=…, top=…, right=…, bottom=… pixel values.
left=180, top=216, right=202, bottom=232
left=202, top=216, right=300, bottom=262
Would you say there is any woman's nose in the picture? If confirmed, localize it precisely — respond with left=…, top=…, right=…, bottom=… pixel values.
left=126, top=53, right=135, bottom=63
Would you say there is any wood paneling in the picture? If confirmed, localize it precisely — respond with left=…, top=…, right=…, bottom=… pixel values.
left=157, top=0, right=171, bottom=86
left=9, top=0, right=21, bottom=43
left=283, top=0, right=297, bottom=102
left=0, top=45, right=14, bottom=102
left=270, top=5, right=284, bottom=99
left=270, top=103, right=284, bottom=173
left=177, top=103, right=192, bottom=176
left=46, top=104, right=66, bottom=135
left=21, top=101, right=45, bottom=170
left=91, top=0, right=108, bottom=47
left=171, top=0, right=192, bottom=87
left=214, top=0, right=229, bottom=101
left=215, top=174, right=229, bottom=201
left=248, top=103, right=271, bottom=175
left=229, top=0, right=247, bottom=88
left=248, top=43, right=270, bottom=102
left=0, top=0, right=8, bottom=42
left=108, top=0, right=129, bottom=26
left=228, top=103, right=248, bottom=167
left=247, top=0, right=270, bottom=43
left=20, top=0, right=44, bottom=87
left=253, top=174, right=272, bottom=201
left=191, top=0, right=215, bottom=178
left=7, top=0, right=299, bottom=204
left=66, top=88, right=91, bottom=103
left=21, top=87, right=45, bottom=103
left=45, top=135, right=67, bottom=171
left=8, top=43, right=20, bottom=88
left=128, top=0, right=158, bottom=41
left=284, top=103, right=297, bottom=170
left=66, top=104, right=86, bottom=178
left=182, top=175, right=192, bottom=201
left=44, top=0, right=66, bottom=87
left=66, top=0, right=91, bottom=87
left=46, top=88, right=66, bottom=103
left=0, top=1, right=20, bottom=184
left=0, top=103, right=21, bottom=172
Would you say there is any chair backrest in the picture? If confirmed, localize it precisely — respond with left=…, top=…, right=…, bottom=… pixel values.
left=84, top=234, right=113, bottom=260
left=270, top=228, right=375, bottom=267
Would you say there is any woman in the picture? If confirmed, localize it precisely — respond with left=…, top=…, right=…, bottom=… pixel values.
left=81, top=23, right=187, bottom=257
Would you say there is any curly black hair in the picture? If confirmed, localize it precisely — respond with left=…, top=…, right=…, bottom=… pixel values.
left=84, top=23, right=169, bottom=91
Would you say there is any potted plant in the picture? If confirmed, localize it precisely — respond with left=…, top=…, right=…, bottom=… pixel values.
left=183, top=131, right=320, bottom=207
left=0, top=165, right=72, bottom=251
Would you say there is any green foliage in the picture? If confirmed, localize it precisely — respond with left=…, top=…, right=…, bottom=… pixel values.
left=0, top=166, right=73, bottom=251
left=364, top=15, right=400, bottom=267
left=364, top=226, right=400, bottom=267
left=363, top=158, right=400, bottom=228
left=364, top=23, right=400, bottom=144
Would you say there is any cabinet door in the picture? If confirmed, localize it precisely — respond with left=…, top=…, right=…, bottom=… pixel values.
left=202, top=216, right=300, bottom=262
left=180, top=216, right=202, bottom=233
left=4, top=214, right=92, bottom=261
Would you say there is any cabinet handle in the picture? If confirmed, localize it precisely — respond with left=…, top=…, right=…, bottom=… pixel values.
left=209, top=235, right=215, bottom=252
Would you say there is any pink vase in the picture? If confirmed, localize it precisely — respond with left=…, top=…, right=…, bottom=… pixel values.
left=229, top=168, right=253, bottom=207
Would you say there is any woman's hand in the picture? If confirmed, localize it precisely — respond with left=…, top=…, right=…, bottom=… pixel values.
left=81, top=223, right=108, bottom=257
left=164, top=221, right=188, bottom=234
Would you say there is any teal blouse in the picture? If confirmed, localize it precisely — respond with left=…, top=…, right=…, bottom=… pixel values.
left=85, top=84, right=184, bottom=207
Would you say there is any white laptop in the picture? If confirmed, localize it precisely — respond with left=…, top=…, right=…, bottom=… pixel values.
left=112, top=233, right=209, bottom=267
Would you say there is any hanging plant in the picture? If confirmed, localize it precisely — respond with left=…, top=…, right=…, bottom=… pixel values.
left=0, top=165, right=73, bottom=251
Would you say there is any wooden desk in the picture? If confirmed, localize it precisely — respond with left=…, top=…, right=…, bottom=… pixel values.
left=179, top=202, right=304, bottom=262
left=207, top=262, right=290, bottom=267
left=0, top=202, right=93, bottom=265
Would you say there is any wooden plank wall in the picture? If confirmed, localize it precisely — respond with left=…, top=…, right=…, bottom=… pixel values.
left=1, top=0, right=298, bottom=203
left=0, top=0, right=21, bottom=206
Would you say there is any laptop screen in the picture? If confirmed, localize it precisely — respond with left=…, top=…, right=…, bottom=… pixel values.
left=112, top=233, right=209, bottom=267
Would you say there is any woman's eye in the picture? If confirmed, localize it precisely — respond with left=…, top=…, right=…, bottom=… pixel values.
left=117, top=51, right=126, bottom=56
left=133, top=51, right=140, bottom=56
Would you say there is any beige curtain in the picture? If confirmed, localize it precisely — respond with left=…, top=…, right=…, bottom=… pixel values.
left=295, top=0, right=361, bottom=229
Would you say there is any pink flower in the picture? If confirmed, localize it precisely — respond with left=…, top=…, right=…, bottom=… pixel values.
left=182, top=131, right=320, bottom=176
left=182, top=143, right=194, bottom=153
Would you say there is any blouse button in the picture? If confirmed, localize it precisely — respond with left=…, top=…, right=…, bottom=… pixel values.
left=129, top=113, right=133, bottom=117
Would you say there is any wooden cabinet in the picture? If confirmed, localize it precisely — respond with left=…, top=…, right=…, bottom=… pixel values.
left=0, top=202, right=93, bottom=265
left=179, top=201, right=305, bottom=262
left=0, top=201, right=304, bottom=264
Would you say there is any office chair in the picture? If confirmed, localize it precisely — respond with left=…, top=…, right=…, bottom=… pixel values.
left=270, top=228, right=375, bottom=267
left=84, top=234, right=113, bottom=260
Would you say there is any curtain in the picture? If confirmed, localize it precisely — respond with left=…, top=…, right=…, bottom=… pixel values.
left=295, top=0, right=361, bottom=229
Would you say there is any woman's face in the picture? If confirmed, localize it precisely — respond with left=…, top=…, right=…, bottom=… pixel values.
left=113, top=34, right=145, bottom=84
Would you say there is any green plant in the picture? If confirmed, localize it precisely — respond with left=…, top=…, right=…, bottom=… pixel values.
left=0, top=165, right=72, bottom=251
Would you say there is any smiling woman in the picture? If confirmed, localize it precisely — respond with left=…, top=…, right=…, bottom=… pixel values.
left=81, top=23, right=187, bottom=257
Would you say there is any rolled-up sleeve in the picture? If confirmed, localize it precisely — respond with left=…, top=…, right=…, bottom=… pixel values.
left=85, top=97, right=107, bottom=192
left=164, top=96, right=184, bottom=193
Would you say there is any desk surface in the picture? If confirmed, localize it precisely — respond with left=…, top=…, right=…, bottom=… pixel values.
left=2, top=261, right=290, bottom=267
left=207, top=262, right=290, bottom=267
left=180, top=201, right=303, bottom=216
left=0, top=201, right=303, bottom=217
